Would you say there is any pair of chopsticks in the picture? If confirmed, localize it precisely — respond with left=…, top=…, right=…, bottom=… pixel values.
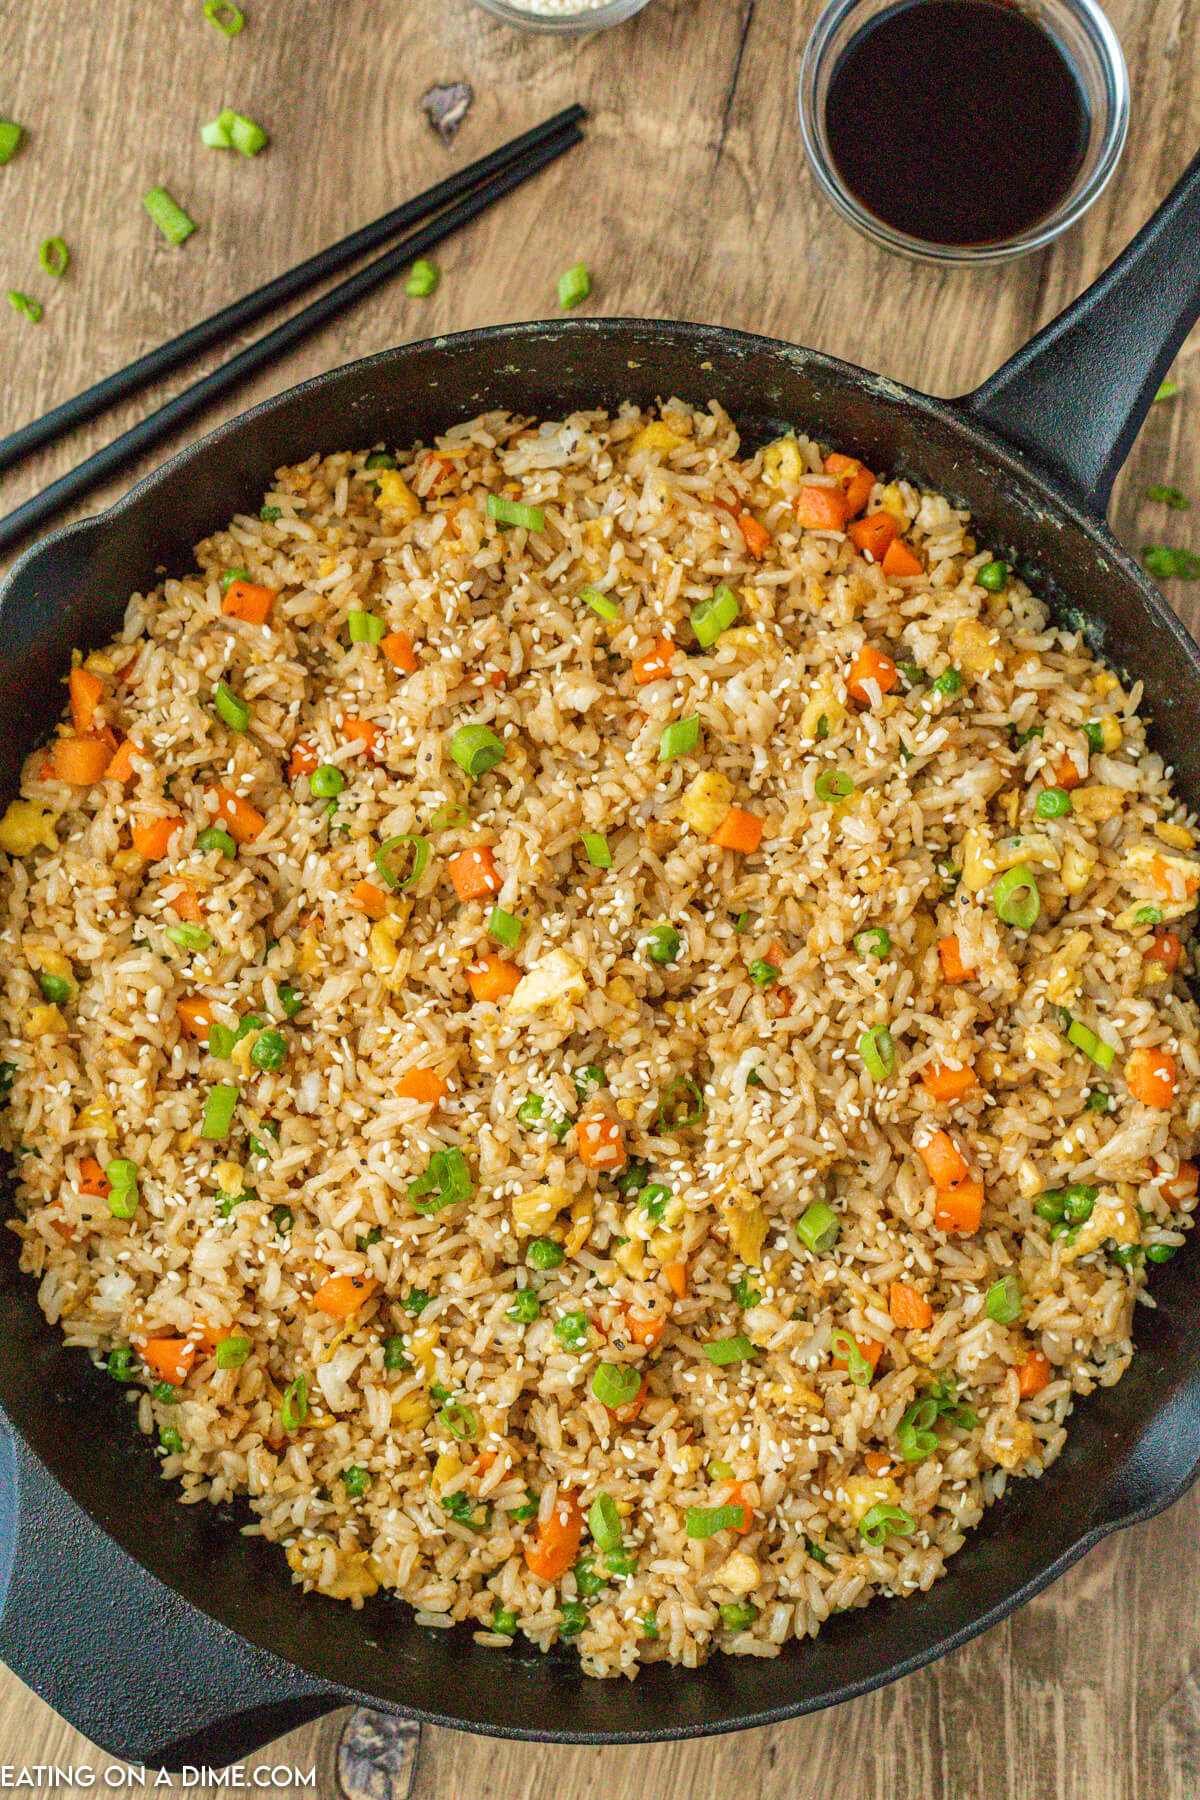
left=0, top=104, right=586, bottom=559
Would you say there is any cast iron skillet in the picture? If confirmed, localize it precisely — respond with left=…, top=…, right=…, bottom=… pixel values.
left=1, top=152, right=1200, bottom=1770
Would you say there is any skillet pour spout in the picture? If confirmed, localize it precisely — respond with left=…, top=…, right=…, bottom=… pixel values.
left=2, top=154, right=1200, bottom=1765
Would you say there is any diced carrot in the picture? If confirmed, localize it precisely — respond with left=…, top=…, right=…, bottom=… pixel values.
left=796, top=484, right=849, bottom=532
left=938, top=935, right=973, bottom=983
left=69, top=666, right=104, bottom=733
left=710, top=807, right=764, bottom=854
left=1149, top=854, right=1200, bottom=900
left=104, top=738, right=138, bottom=783
left=1150, top=927, right=1183, bottom=973
left=221, top=579, right=277, bottom=626
left=51, top=735, right=110, bottom=786
left=77, top=1157, right=111, bottom=1199
left=633, top=635, right=677, bottom=685
left=288, top=740, right=319, bottom=780
left=832, top=1334, right=883, bottom=1377
left=863, top=1449, right=894, bottom=1477
left=342, top=718, right=383, bottom=761
left=131, top=816, right=184, bottom=860
left=881, top=537, right=924, bottom=579
left=934, top=1177, right=985, bottom=1235
left=848, top=511, right=899, bottom=562
left=483, top=669, right=507, bottom=691
left=823, top=452, right=874, bottom=518
left=576, top=1112, right=626, bottom=1171
left=625, top=1307, right=667, bottom=1348
left=1158, top=1158, right=1199, bottom=1204
left=448, top=846, right=501, bottom=901
left=426, top=454, right=457, bottom=493
left=466, top=954, right=521, bottom=1003
left=381, top=631, right=419, bottom=673
left=168, top=883, right=204, bottom=924
left=605, top=1373, right=649, bottom=1424
left=475, top=1450, right=498, bottom=1476
left=312, top=1273, right=379, bottom=1318
left=920, top=1062, right=978, bottom=1103
left=724, top=1479, right=755, bottom=1535
left=209, top=786, right=266, bottom=844
left=889, top=1281, right=934, bottom=1330
left=1126, top=1046, right=1178, bottom=1110
left=737, top=512, right=772, bottom=558
left=141, top=1338, right=197, bottom=1388
left=177, top=995, right=214, bottom=1040
left=847, top=644, right=900, bottom=706
left=188, top=1320, right=222, bottom=1356
left=396, top=1067, right=448, bottom=1108
left=116, top=652, right=141, bottom=689
left=917, top=1128, right=971, bottom=1190
left=1054, top=753, right=1084, bottom=790
left=1017, top=1349, right=1051, bottom=1399
left=524, top=1492, right=585, bottom=1582
left=664, top=1260, right=688, bottom=1299
left=352, top=879, right=388, bottom=920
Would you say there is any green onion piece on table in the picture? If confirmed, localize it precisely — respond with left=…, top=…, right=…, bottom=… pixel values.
left=581, top=833, right=612, bottom=868
left=1145, top=485, right=1190, bottom=510
left=1144, top=545, right=1200, bottom=581
left=993, top=864, right=1040, bottom=929
left=203, top=0, right=245, bottom=32
left=201, top=112, right=235, bottom=148
left=406, top=258, right=439, bottom=297
left=1155, top=381, right=1180, bottom=403
left=7, top=290, right=41, bottom=323
left=486, top=493, right=545, bottom=532
left=557, top=262, right=591, bottom=310
left=375, top=834, right=431, bottom=890
left=702, top=1335, right=757, bottom=1366
left=143, top=186, right=196, bottom=245
left=797, top=1201, right=839, bottom=1253
left=0, top=121, right=24, bottom=165
left=230, top=113, right=268, bottom=156
left=590, top=1363, right=640, bottom=1409
left=449, top=723, right=506, bottom=779
left=984, top=1274, right=1022, bottom=1324
left=691, top=584, right=740, bottom=648
left=201, top=1082, right=238, bottom=1141
left=658, top=716, right=700, bottom=762
left=38, top=237, right=69, bottom=279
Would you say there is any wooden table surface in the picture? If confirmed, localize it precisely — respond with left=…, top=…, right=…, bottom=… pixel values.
left=3, top=0, right=1200, bottom=1794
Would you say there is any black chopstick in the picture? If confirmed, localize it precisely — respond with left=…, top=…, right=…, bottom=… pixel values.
left=0, top=122, right=584, bottom=559
left=0, top=103, right=586, bottom=482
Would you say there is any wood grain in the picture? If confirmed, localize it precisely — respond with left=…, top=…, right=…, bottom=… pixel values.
left=2, top=0, right=1200, bottom=1793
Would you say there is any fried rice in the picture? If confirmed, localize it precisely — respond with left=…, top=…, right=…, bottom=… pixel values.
left=1, top=399, right=1198, bottom=1679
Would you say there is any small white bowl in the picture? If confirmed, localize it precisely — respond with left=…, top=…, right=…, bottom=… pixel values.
left=473, top=0, right=653, bottom=32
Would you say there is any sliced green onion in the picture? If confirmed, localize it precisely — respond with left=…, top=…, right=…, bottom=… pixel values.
left=215, top=1335, right=251, bottom=1369
left=934, top=669, right=963, bottom=696
left=690, top=584, right=740, bottom=648
left=684, top=1504, right=745, bottom=1539
left=408, top=1145, right=472, bottom=1214
left=198, top=825, right=236, bottom=858
left=707, top=1459, right=735, bottom=1482
left=582, top=832, right=612, bottom=868
left=201, top=1082, right=238, bottom=1141
left=486, top=493, right=545, bottom=533
left=491, top=1606, right=518, bottom=1637
left=230, top=113, right=268, bottom=156
left=106, top=1158, right=138, bottom=1188
left=644, top=922, right=681, bottom=965
left=207, top=1023, right=235, bottom=1060
left=984, top=1274, right=1022, bottom=1324
left=702, top=1335, right=757, bottom=1366
left=1065, top=1016, right=1116, bottom=1071
left=720, top=1601, right=758, bottom=1629
left=220, top=567, right=250, bottom=593
left=655, top=1075, right=705, bottom=1132
left=341, top=1465, right=368, bottom=1498
left=860, top=1503, right=915, bottom=1545
left=430, top=801, right=468, bottom=829
left=348, top=610, right=386, bottom=643
left=214, top=680, right=249, bottom=732
left=526, top=1236, right=564, bottom=1270
left=815, top=770, right=854, bottom=802
left=976, top=560, right=1008, bottom=591
left=37, top=972, right=72, bottom=1005
left=590, top=1363, right=641, bottom=1409
left=383, top=1335, right=410, bottom=1370
left=858, top=1025, right=895, bottom=1082
left=993, top=864, right=1040, bottom=930
left=580, top=587, right=620, bottom=622
left=167, top=924, right=213, bottom=952
left=749, top=959, right=780, bottom=987
left=797, top=1201, right=840, bottom=1254
left=487, top=907, right=523, bottom=949
left=204, top=0, right=245, bottom=31
left=0, top=121, right=24, bottom=165
left=896, top=1397, right=940, bottom=1462
left=38, top=237, right=69, bottom=279
left=830, top=1327, right=873, bottom=1387
left=1155, top=381, right=1180, bottom=402
left=375, top=834, right=431, bottom=890
left=1147, top=1242, right=1180, bottom=1263
left=853, top=927, right=891, bottom=958
left=1036, top=786, right=1072, bottom=819
left=1135, top=904, right=1163, bottom=925
left=1082, top=721, right=1106, bottom=752
left=159, top=1426, right=184, bottom=1454
left=557, top=262, right=591, bottom=309
left=605, top=1548, right=637, bottom=1577
left=201, top=111, right=234, bottom=149
left=450, top=723, right=506, bottom=779
left=107, top=1347, right=137, bottom=1382
left=280, top=1375, right=308, bottom=1433
left=7, top=290, right=41, bottom=323
left=732, top=1273, right=761, bottom=1309
left=142, top=186, right=196, bottom=245
left=641, top=1614, right=660, bottom=1638
left=406, top=258, right=439, bottom=297
left=439, top=1402, right=478, bottom=1440
left=310, top=765, right=344, bottom=799
left=107, top=1180, right=139, bottom=1220
left=658, top=715, right=701, bottom=762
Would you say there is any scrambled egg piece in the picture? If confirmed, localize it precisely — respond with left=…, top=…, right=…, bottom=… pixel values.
left=761, top=437, right=804, bottom=488
left=629, top=422, right=683, bottom=454
left=1061, top=1197, right=1140, bottom=1262
left=508, top=948, right=587, bottom=1016
left=840, top=1475, right=902, bottom=1528
left=720, top=1184, right=769, bottom=1267
left=950, top=617, right=1001, bottom=675
left=285, top=1539, right=380, bottom=1603
left=0, top=801, right=58, bottom=855
left=680, top=771, right=733, bottom=836
left=374, top=470, right=420, bottom=519
left=716, top=1551, right=761, bottom=1594
left=511, top=1183, right=572, bottom=1236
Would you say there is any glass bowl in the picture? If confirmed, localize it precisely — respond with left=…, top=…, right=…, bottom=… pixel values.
left=799, top=0, right=1130, bottom=264
left=472, top=0, right=653, bottom=31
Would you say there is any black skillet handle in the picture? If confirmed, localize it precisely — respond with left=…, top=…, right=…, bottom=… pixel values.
left=0, top=1426, right=346, bottom=1770
left=961, top=146, right=1200, bottom=517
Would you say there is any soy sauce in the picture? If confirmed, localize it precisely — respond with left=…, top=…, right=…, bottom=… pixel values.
left=824, top=0, right=1090, bottom=247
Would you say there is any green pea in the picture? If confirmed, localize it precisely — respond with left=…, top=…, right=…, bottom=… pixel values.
left=250, top=1029, right=289, bottom=1072
left=310, top=765, right=345, bottom=799
left=37, top=972, right=73, bottom=1005
left=526, top=1237, right=564, bottom=1271
left=976, top=560, right=1008, bottom=591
